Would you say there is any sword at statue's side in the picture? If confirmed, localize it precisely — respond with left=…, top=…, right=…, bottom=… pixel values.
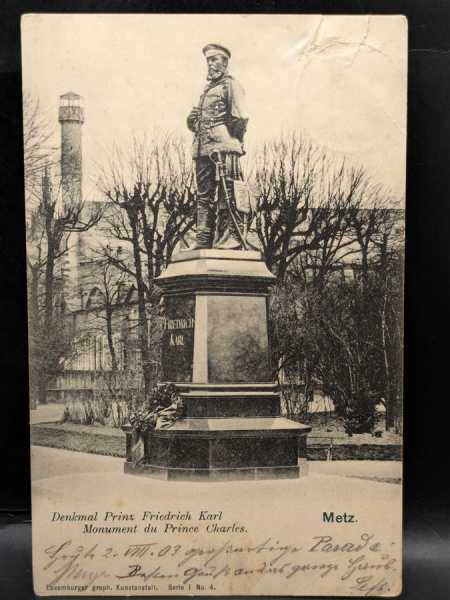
left=210, top=151, right=249, bottom=250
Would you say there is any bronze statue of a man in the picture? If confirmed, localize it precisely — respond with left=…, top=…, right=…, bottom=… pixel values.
left=187, top=44, right=249, bottom=250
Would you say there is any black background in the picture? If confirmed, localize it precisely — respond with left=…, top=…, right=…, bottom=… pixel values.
left=0, top=1, right=449, bottom=598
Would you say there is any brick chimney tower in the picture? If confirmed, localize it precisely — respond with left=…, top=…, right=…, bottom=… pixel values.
left=58, top=92, right=84, bottom=207
left=58, top=92, right=84, bottom=309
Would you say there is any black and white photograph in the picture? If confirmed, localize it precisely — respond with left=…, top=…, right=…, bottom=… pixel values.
left=22, top=13, right=406, bottom=596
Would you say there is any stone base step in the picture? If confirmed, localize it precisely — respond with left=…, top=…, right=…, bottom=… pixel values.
left=158, top=416, right=310, bottom=436
left=174, top=383, right=279, bottom=391
left=125, top=462, right=308, bottom=481
left=124, top=417, right=310, bottom=481
left=179, top=391, right=281, bottom=418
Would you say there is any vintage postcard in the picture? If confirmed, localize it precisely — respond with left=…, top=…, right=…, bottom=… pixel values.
left=23, top=14, right=406, bottom=596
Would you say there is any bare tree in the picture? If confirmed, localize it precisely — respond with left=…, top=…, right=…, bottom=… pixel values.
left=23, top=92, right=57, bottom=204
left=345, top=192, right=404, bottom=430
left=96, top=134, right=195, bottom=402
left=24, top=93, right=55, bottom=408
left=253, top=133, right=366, bottom=283
left=293, top=206, right=404, bottom=433
left=29, top=166, right=103, bottom=405
left=81, top=258, right=130, bottom=373
left=257, top=133, right=371, bottom=420
left=257, top=132, right=404, bottom=432
left=371, top=210, right=404, bottom=431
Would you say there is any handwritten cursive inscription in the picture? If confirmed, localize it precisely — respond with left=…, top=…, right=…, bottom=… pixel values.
left=44, top=541, right=110, bottom=588
left=42, top=533, right=397, bottom=594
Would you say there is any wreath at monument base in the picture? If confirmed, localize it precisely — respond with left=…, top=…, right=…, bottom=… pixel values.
left=128, top=383, right=185, bottom=433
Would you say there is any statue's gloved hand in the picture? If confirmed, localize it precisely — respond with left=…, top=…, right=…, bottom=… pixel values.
left=228, top=116, right=248, bottom=143
left=187, top=107, right=201, bottom=132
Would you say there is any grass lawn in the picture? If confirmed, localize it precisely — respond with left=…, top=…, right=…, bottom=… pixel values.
left=31, top=421, right=126, bottom=457
left=305, top=412, right=402, bottom=444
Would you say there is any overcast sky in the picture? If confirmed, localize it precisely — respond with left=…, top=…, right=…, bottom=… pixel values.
left=22, top=14, right=407, bottom=202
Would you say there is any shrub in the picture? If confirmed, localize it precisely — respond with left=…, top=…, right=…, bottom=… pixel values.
left=62, top=383, right=184, bottom=430
left=342, top=394, right=377, bottom=435
left=63, top=397, right=129, bottom=428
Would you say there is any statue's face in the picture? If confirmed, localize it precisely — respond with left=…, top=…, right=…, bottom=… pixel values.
left=206, top=54, right=228, bottom=81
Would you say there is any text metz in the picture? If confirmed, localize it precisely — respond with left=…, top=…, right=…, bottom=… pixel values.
left=322, top=511, right=356, bottom=523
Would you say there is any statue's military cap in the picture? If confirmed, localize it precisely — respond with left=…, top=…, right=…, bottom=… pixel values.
left=202, top=43, right=231, bottom=60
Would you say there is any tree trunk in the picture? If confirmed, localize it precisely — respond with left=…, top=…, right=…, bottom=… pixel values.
left=304, top=357, right=313, bottom=418
left=38, top=371, right=48, bottom=405
left=378, top=234, right=394, bottom=431
left=38, top=229, right=56, bottom=405
left=28, top=266, right=40, bottom=409
left=105, top=305, right=118, bottom=373
left=360, top=244, right=370, bottom=300
left=385, top=388, right=396, bottom=430
left=128, top=209, right=152, bottom=403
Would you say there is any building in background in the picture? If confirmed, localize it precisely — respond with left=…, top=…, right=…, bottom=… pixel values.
left=49, top=93, right=149, bottom=403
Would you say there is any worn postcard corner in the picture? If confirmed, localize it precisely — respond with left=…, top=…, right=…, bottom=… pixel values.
left=24, top=13, right=405, bottom=597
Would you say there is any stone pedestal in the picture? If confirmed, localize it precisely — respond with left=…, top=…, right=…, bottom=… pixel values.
left=124, top=249, right=310, bottom=481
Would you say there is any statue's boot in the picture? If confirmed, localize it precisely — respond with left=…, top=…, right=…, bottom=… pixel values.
left=215, top=209, right=242, bottom=250
left=189, top=202, right=215, bottom=250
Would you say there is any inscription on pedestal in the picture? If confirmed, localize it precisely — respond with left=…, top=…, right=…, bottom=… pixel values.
left=162, top=295, right=195, bottom=382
